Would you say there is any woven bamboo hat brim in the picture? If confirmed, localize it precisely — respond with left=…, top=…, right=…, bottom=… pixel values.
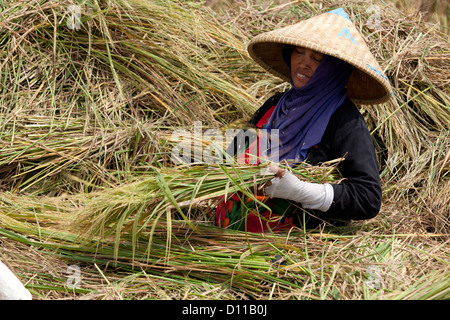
left=247, top=8, right=392, bottom=105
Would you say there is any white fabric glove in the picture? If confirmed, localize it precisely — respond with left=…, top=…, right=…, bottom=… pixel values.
left=264, top=169, right=334, bottom=212
left=0, top=260, right=32, bottom=300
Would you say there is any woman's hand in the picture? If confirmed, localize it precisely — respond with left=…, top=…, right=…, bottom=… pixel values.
left=263, top=165, right=334, bottom=212
left=267, top=164, right=285, bottom=179
left=250, top=165, right=284, bottom=197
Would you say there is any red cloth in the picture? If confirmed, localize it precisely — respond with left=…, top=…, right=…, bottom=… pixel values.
left=215, top=194, right=295, bottom=233
left=237, top=106, right=276, bottom=165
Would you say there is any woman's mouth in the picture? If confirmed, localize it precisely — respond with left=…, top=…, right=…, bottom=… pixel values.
left=292, top=69, right=313, bottom=88
left=296, top=72, right=309, bottom=80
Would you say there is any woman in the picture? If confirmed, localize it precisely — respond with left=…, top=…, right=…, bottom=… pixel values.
left=215, top=8, right=392, bottom=232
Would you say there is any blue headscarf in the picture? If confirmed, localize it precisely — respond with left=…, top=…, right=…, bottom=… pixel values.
left=264, top=45, right=354, bottom=163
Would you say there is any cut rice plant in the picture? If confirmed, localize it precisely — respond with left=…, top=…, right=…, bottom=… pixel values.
left=1, top=203, right=448, bottom=300
left=72, top=158, right=342, bottom=257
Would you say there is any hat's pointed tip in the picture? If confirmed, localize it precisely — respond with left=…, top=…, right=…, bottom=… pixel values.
left=328, top=8, right=351, bottom=21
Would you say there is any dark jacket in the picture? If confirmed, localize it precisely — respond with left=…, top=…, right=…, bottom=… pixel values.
left=249, top=92, right=382, bottom=223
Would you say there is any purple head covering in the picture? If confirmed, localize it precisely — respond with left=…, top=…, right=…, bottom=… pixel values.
left=264, top=45, right=354, bottom=163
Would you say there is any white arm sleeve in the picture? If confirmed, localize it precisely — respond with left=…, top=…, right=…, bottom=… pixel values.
left=264, top=170, right=334, bottom=212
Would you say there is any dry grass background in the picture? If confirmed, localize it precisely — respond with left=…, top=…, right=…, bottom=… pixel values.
left=0, top=0, right=448, bottom=300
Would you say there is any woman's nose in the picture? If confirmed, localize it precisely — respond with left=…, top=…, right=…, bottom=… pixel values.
left=299, top=55, right=313, bottom=69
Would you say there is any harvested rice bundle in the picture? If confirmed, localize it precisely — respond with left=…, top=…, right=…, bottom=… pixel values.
left=73, top=159, right=342, bottom=249
left=1, top=197, right=448, bottom=300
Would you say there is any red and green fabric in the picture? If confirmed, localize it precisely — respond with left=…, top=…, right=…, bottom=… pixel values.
left=215, top=193, right=296, bottom=232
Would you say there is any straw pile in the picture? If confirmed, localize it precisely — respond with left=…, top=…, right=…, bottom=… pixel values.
left=0, top=0, right=448, bottom=300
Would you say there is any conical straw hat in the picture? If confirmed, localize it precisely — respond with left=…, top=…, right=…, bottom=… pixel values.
left=247, top=8, right=392, bottom=105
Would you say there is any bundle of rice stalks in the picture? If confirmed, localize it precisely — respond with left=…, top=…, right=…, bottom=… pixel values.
left=0, top=114, right=169, bottom=194
left=1, top=198, right=449, bottom=300
left=0, top=0, right=257, bottom=124
left=72, top=160, right=341, bottom=253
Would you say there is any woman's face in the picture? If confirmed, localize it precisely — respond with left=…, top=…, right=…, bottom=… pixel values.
left=290, top=47, right=323, bottom=88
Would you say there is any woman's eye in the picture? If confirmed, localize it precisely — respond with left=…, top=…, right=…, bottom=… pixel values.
left=313, top=54, right=323, bottom=62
